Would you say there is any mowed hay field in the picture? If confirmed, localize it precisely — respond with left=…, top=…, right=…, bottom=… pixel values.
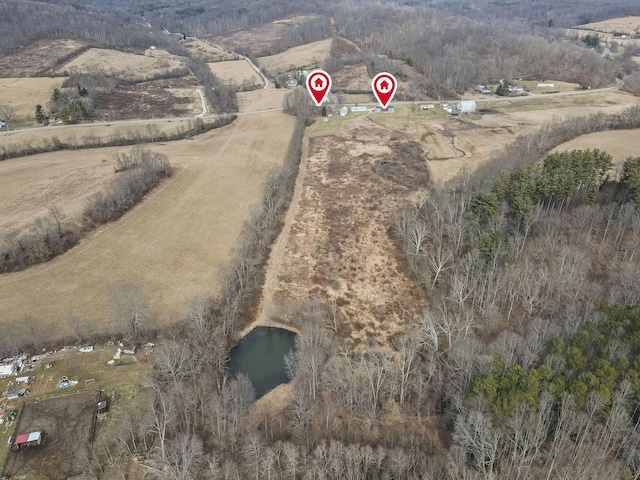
left=237, top=89, right=288, bottom=113
left=578, top=16, right=640, bottom=33
left=552, top=129, right=640, bottom=166
left=57, top=48, right=186, bottom=80
left=0, top=147, right=117, bottom=237
left=0, top=78, right=64, bottom=120
left=0, top=118, right=206, bottom=154
left=0, top=113, right=296, bottom=340
left=258, top=38, right=332, bottom=75
left=207, top=60, right=260, bottom=85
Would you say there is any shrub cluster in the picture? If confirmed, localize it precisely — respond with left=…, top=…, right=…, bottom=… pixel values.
left=85, top=148, right=172, bottom=224
left=0, top=208, right=80, bottom=273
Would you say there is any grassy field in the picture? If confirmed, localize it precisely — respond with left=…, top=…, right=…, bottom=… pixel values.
left=332, top=64, right=371, bottom=91
left=182, top=38, right=237, bottom=62
left=0, top=78, right=65, bottom=123
left=0, top=118, right=207, bottom=152
left=207, top=60, right=260, bottom=86
left=0, top=113, right=296, bottom=341
left=552, top=129, right=640, bottom=167
left=0, top=145, right=117, bottom=237
left=258, top=38, right=332, bottom=76
left=512, top=79, right=581, bottom=94
left=578, top=16, right=640, bottom=34
left=264, top=114, right=430, bottom=348
left=236, top=89, right=288, bottom=113
left=57, top=48, right=186, bottom=81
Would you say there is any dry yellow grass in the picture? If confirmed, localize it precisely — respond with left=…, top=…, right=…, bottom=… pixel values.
left=236, top=89, right=288, bottom=113
left=207, top=60, right=260, bottom=85
left=0, top=113, right=296, bottom=340
left=332, top=64, right=371, bottom=91
left=0, top=78, right=64, bottom=121
left=0, top=118, right=202, bottom=151
left=0, top=147, right=117, bottom=237
left=182, top=39, right=236, bottom=62
left=551, top=129, right=640, bottom=166
left=57, top=48, right=186, bottom=81
left=578, top=16, right=640, bottom=33
left=258, top=38, right=332, bottom=75
left=216, top=15, right=318, bottom=55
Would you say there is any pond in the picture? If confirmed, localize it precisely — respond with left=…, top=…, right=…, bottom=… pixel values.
left=226, top=326, right=297, bottom=399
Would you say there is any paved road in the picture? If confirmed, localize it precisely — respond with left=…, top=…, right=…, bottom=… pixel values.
left=2, top=57, right=624, bottom=137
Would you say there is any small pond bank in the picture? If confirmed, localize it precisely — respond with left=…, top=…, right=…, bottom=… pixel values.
left=226, top=326, right=297, bottom=399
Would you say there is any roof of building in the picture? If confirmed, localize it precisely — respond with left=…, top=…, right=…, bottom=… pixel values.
left=15, top=431, right=41, bottom=445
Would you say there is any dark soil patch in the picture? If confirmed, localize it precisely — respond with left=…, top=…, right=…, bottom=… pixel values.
left=3, top=389, right=100, bottom=479
left=93, top=75, right=202, bottom=120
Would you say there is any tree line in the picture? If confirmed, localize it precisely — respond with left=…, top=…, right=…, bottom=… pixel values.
left=0, top=116, right=234, bottom=162
left=0, top=146, right=172, bottom=273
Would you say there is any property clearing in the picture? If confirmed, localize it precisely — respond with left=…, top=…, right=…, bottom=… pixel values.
left=214, top=15, right=320, bottom=56
left=182, top=38, right=237, bottom=62
left=3, top=389, right=99, bottom=479
left=57, top=48, right=187, bottom=81
left=0, top=78, right=64, bottom=122
left=258, top=38, right=332, bottom=76
left=207, top=60, right=261, bottom=86
left=331, top=64, right=371, bottom=92
left=0, top=113, right=296, bottom=341
left=261, top=115, right=430, bottom=348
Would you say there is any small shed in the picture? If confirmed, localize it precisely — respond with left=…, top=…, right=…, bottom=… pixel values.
left=350, top=106, right=368, bottom=113
left=97, top=400, right=108, bottom=414
left=457, top=100, right=476, bottom=114
left=339, top=106, right=348, bottom=116
left=14, top=431, right=42, bottom=448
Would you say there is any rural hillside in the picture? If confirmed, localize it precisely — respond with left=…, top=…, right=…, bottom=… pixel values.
left=1, top=0, right=640, bottom=478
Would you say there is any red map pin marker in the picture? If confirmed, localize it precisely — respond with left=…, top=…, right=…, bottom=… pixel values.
left=372, top=72, right=397, bottom=109
left=306, top=70, right=332, bottom=107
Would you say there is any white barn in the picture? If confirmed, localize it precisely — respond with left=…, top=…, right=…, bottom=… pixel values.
left=457, top=100, right=476, bottom=114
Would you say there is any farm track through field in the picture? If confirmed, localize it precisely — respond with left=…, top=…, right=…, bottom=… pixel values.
left=240, top=136, right=311, bottom=337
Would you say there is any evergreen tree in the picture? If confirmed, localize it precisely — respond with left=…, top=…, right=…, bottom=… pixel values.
left=35, top=104, right=46, bottom=124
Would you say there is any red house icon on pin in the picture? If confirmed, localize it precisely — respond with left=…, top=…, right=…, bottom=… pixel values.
left=379, top=80, right=389, bottom=90
left=315, top=78, right=324, bottom=88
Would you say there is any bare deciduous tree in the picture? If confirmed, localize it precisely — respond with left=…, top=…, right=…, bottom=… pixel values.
left=108, top=281, right=150, bottom=339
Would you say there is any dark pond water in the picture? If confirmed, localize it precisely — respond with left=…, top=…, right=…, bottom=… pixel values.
left=227, top=326, right=297, bottom=399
